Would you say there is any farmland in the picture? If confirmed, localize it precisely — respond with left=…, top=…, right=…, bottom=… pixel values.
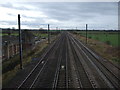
left=77, top=31, right=119, bottom=47
left=73, top=30, right=120, bottom=64
left=33, top=33, right=48, bottom=39
left=0, top=33, right=18, bottom=36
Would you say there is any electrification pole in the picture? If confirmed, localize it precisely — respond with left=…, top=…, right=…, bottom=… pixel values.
left=86, top=24, right=88, bottom=44
left=48, top=24, right=50, bottom=44
left=56, top=27, right=58, bottom=30
left=18, top=14, right=23, bottom=69
left=76, top=27, right=77, bottom=30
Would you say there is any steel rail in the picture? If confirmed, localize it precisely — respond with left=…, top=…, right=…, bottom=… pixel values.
left=52, top=35, right=65, bottom=89
left=70, top=32, right=120, bottom=70
left=17, top=35, right=62, bottom=89
left=67, top=34, right=83, bottom=88
left=68, top=35, right=94, bottom=88
left=65, top=35, right=69, bottom=88
left=31, top=35, right=63, bottom=88
left=69, top=34, right=119, bottom=89
left=70, top=34, right=120, bottom=89
left=70, top=35, right=114, bottom=88
left=77, top=37, right=120, bottom=70
left=29, top=37, right=62, bottom=88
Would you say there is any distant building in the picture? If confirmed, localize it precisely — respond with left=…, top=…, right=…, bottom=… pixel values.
left=2, top=29, right=36, bottom=60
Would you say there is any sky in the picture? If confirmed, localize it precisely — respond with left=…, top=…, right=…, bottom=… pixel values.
left=0, top=0, right=119, bottom=30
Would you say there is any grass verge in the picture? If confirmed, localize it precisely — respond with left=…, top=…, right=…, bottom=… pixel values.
left=73, top=33, right=120, bottom=64
left=78, top=31, right=119, bottom=47
left=2, top=40, right=48, bottom=86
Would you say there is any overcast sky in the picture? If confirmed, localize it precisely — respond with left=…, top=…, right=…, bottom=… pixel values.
left=0, top=1, right=118, bottom=30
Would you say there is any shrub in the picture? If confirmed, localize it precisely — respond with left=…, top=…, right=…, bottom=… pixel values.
left=95, top=37, right=99, bottom=40
left=112, top=57, right=120, bottom=63
left=88, top=36, right=92, bottom=39
left=106, top=40, right=111, bottom=45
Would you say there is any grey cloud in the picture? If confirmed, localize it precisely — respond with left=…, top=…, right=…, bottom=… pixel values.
left=0, top=2, right=117, bottom=30
left=28, top=2, right=117, bottom=22
left=0, top=2, right=30, bottom=10
left=0, top=21, right=17, bottom=25
left=7, top=13, right=16, bottom=16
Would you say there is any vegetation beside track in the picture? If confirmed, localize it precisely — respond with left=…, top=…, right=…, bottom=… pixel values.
left=77, top=31, right=119, bottom=47
left=72, top=31, right=120, bottom=64
left=1, top=32, right=47, bottom=37
left=2, top=40, right=48, bottom=86
left=2, top=32, right=59, bottom=87
left=0, top=33, right=18, bottom=36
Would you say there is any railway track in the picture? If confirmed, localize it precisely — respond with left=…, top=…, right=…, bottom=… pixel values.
left=31, top=33, right=67, bottom=88
left=15, top=32, right=119, bottom=89
left=53, top=33, right=96, bottom=88
left=68, top=35, right=95, bottom=88
left=73, top=34, right=120, bottom=76
left=17, top=34, right=63, bottom=89
left=69, top=32, right=120, bottom=89
left=52, top=35, right=68, bottom=89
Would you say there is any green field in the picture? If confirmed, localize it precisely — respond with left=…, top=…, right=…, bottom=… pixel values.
left=0, top=33, right=18, bottom=36
left=1, top=32, right=48, bottom=37
left=78, top=31, right=120, bottom=47
left=33, top=33, right=48, bottom=38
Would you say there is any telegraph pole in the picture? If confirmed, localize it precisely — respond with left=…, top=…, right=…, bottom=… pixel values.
left=48, top=24, right=50, bottom=44
left=86, top=24, right=88, bottom=44
left=18, top=14, right=23, bottom=69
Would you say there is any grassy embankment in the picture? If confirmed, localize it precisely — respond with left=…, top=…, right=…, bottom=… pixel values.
left=2, top=41, right=48, bottom=86
left=74, top=31, right=120, bottom=64
left=2, top=32, right=58, bottom=86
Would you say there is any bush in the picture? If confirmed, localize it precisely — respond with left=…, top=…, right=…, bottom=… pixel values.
left=106, top=40, right=111, bottom=45
left=95, top=37, right=99, bottom=40
left=88, top=36, right=92, bottom=39
left=2, top=55, right=19, bottom=73
left=112, top=57, right=120, bottom=63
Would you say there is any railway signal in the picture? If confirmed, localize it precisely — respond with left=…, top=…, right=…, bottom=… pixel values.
left=18, top=14, right=23, bottom=69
